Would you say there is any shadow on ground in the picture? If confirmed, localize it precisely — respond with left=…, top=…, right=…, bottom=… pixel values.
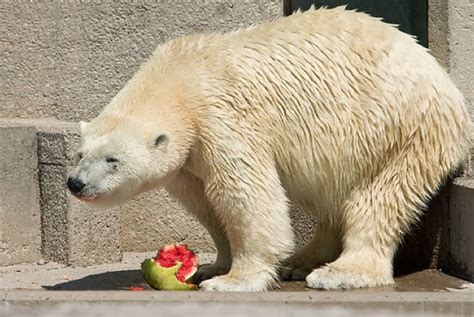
left=43, top=270, right=149, bottom=290
left=43, top=269, right=466, bottom=292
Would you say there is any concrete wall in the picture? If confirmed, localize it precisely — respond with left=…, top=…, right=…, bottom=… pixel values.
left=446, top=0, right=473, bottom=122
left=1, top=0, right=472, bottom=267
left=428, top=0, right=474, bottom=121
left=0, top=1, right=284, bottom=260
left=1, top=1, right=282, bottom=121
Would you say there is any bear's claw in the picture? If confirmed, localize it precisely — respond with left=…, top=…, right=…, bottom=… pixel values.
left=191, top=264, right=230, bottom=284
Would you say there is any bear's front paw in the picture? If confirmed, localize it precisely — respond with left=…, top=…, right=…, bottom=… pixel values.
left=306, top=264, right=394, bottom=290
left=199, top=271, right=275, bottom=292
left=191, top=263, right=230, bottom=284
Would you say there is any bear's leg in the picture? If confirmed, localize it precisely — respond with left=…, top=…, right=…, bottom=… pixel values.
left=306, top=179, right=402, bottom=289
left=165, top=171, right=231, bottom=282
left=280, top=223, right=341, bottom=280
left=199, top=157, right=294, bottom=291
left=306, top=147, right=449, bottom=289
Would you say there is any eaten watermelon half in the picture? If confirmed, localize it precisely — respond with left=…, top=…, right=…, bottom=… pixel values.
left=141, top=244, right=199, bottom=290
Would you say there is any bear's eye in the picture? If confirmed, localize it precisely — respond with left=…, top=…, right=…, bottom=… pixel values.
left=106, top=156, right=119, bottom=164
left=77, top=152, right=83, bottom=161
left=155, top=134, right=168, bottom=147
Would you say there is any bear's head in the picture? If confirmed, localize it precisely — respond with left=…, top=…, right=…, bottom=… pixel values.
left=67, top=49, right=200, bottom=207
left=68, top=112, right=192, bottom=208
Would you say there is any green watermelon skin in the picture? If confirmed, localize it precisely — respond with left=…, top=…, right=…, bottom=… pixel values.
left=141, top=258, right=198, bottom=290
left=141, top=244, right=199, bottom=291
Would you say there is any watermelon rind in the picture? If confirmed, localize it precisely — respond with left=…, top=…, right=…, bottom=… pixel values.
left=141, top=258, right=198, bottom=291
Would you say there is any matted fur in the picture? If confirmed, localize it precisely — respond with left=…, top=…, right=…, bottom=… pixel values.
left=71, top=7, right=472, bottom=291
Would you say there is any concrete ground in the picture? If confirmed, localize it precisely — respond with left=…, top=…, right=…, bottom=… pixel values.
left=1, top=253, right=473, bottom=316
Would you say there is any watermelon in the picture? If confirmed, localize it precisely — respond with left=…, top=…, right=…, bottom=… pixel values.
left=141, top=244, right=198, bottom=290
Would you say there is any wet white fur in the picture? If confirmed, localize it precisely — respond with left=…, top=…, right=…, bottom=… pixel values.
left=74, top=7, right=472, bottom=291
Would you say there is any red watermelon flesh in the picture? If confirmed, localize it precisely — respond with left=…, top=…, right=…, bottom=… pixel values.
left=153, top=244, right=198, bottom=283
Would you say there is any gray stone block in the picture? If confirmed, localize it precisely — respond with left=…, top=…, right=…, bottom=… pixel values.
left=38, top=163, right=70, bottom=264
left=448, top=177, right=474, bottom=281
left=0, top=123, right=41, bottom=266
left=0, top=118, right=122, bottom=266
left=119, top=189, right=215, bottom=253
left=68, top=195, right=121, bottom=266
left=35, top=121, right=122, bottom=266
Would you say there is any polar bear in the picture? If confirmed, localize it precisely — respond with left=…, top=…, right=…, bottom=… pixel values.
left=68, top=6, right=472, bottom=291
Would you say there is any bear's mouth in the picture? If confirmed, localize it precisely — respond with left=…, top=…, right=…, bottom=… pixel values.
left=72, top=191, right=102, bottom=202
left=78, top=195, right=99, bottom=202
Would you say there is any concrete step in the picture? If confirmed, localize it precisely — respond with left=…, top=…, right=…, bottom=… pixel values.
left=1, top=252, right=473, bottom=316
left=35, top=119, right=122, bottom=266
left=1, top=291, right=473, bottom=317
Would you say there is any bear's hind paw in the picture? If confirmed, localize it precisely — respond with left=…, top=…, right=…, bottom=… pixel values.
left=306, top=265, right=394, bottom=290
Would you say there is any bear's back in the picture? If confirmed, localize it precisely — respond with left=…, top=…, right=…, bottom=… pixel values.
left=202, top=7, right=470, bottom=208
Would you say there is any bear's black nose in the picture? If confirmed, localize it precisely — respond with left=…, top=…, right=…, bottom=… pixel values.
left=67, top=177, right=85, bottom=194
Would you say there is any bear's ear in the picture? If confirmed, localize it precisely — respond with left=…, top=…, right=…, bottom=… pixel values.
left=79, top=121, right=88, bottom=133
left=154, top=133, right=169, bottom=148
